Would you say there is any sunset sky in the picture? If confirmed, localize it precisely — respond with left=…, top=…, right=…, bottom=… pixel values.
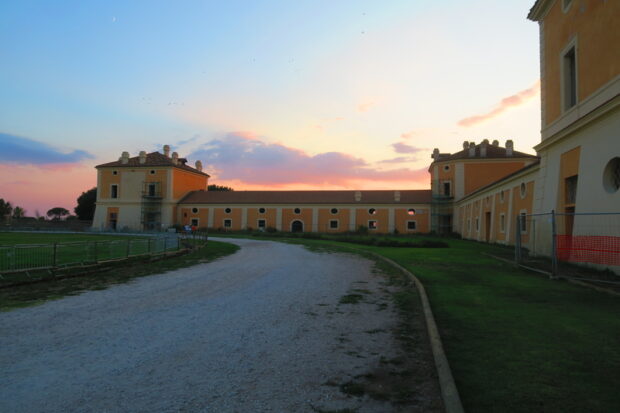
left=0, top=0, right=541, bottom=216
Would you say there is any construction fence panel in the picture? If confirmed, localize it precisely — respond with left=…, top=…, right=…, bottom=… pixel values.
left=517, top=212, right=620, bottom=274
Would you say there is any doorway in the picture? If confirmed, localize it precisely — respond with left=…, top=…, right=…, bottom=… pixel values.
left=291, top=220, right=303, bottom=233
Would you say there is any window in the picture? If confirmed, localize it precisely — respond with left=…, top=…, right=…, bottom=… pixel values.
left=259, top=207, right=266, bottom=214
left=520, top=212, right=527, bottom=233
left=368, top=208, right=376, bottom=215
left=407, top=208, right=416, bottom=215
left=191, top=218, right=199, bottom=227
left=223, top=219, right=232, bottom=228
left=520, top=182, right=527, bottom=199
left=257, top=219, right=266, bottom=228
left=443, top=165, right=450, bottom=172
left=407, top=221, right=416, bottom=231
left=330, top=208, right=338, bottom=214
left=329, top=220, right=338, bottom=229
left=563, top=45, right=577, bottom=111
left=500, top=190, right=505, bottom=203
left=150, top=170, right=155, bottom=175
left=368, top=220, right=377, bottom=230
left=148, top=183, right=156, bottom=197
left=294, top=208, right=301, bottom=214
left=603, top=157, right=620, bottom=193
left=225, top=208, right=231, bottom=213
left=443, top=181, right=451, bottom=196
left=467, top=219, right=471, bottom=232
left=192, top=207, right=198, bottom=214
left=112, top=170, right=118, bottom=175
left=565, top=175, right=578, bottom=204
left=475, top=217, right=479, bottom=232
left=500, top=213, right=505, bottom=233
left=111, top=184, right=118, bottom=199
left=110, top=212, right=117, bottom=219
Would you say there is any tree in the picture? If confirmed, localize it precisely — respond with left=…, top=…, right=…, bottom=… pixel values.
left=74, top=187, right=97, bottom=220
left=0, top=199, right=12, bottom=221
left=12, top=206, right=25, bottom=218
left=47, top=207, right=70, bottom=220
left=208, top=184, right=234, bottom=191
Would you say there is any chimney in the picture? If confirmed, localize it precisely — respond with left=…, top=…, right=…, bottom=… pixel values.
left=480, top=139, right=488, bottom=157
left=163, top=145, right=171, bottom=157
left=171, top=151, right=179, bottom=165
left=492, top=139, right=499, bottom=146
left=195, top=160, right=203, bottom=172
left=505, top=140, right=513, bottom=156
left=394, top=191, right=401, bottom=202
left=432, top=148, right=440, bottom=161
left=463, top=141, right=469, bottom=150
left=355, top=191, right=362, bottom=202
left=121, top=151, right=129, bottom=164
left=468, top=142, right=476, bottom=157
left=139, top=151, right=146, bottom=164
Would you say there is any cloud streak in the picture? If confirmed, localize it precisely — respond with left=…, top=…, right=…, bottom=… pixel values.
left=392, top=142, right=423, bottom=154
left=457, top=80, right=540, bottom=127
left=190, top=132, right=428, bottom=186
left=0, top=133, right=94, bottom=165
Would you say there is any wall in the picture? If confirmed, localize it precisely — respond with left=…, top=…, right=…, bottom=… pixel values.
left=542, top=0, right=620, bottom=127
left=172, top=169, right=208, bottom=200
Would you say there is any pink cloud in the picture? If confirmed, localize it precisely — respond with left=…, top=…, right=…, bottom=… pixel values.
left=458, top=80, right=540, bottom=127
left=392, top=142, right=423, bottom=154
left=400, top=131, right=417, bottom=139
left=190, top=132, right=429, bottom=187
left=377, top=156, right=417, bottom=164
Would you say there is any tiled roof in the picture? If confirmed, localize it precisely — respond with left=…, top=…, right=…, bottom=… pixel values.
left=179, top=189, right=432, bottom=205
left=96, top=152, right=210, bottom=177
left=433, top=144, right=538, bottom=163
left=458, top=161, right=541, bottom=202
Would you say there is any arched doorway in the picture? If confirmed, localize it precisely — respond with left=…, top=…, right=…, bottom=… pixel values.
left=291, top=220, right=304, bottom=233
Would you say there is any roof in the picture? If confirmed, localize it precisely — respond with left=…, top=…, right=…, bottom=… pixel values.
left=96, top=151, right=210, bottom=177
left=432, top=143, right=538, bottom=163
left=527, top=0, right=550, bottom=21
left=179, top=189, right=432, bottom=205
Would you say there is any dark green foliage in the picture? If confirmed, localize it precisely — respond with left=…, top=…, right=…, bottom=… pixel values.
left=207, top=184, right=234, bottom=191
left=74, top=187, right=97, bottom=220
left=46, top=207, right=70, bottom=220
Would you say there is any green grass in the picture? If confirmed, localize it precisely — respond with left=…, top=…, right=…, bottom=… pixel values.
left=216, top=233, right=620, bottom=413
left=0, top=240, right=239, bottom=311
left=0, top=232, right=181, bottom=272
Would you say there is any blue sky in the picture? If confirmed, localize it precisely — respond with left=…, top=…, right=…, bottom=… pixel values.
left=0, top=0, right=541, bottom=214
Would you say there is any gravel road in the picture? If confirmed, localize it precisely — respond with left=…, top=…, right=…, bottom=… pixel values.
left=0, top=238, right=441, bottom=412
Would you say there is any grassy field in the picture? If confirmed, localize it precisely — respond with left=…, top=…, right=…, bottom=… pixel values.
left=0, top=240, right=239, bottom=311
left=0, top=232, right=179, bottom=272
left=216, top=233, right=620, bottom=413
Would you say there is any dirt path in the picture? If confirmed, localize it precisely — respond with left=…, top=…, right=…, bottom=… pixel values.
left=0, top=238, right=441, bottom=412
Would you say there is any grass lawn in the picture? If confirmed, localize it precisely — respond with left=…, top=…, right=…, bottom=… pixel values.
left=0, top=240, right=239, bottom=311
left=0, top=232, right=179, bottom=272
left=215, top=233, right=620, bottom=412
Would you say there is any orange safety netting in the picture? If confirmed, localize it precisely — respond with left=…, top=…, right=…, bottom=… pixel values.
left=556, top=235, right=620, bottom=266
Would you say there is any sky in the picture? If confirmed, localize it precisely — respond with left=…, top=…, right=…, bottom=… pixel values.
left=0, top=0, right=541, bottom=216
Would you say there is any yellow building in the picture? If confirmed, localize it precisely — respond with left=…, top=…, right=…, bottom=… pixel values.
left=92, top=145, right=209, bottom=231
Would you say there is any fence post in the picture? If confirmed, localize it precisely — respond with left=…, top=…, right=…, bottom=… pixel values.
left=148, top=238, right=152, bottom=255
left=515, top=215, right=522, bottom=263
left=94, top=241, right=98, bottom=263
left=53, top=242, right=58, bottom=267
left=126, top=239, right=131, bottom=258
left=11, top=245, right=16, bottom=270
left=177, top=236, right=180, bottom=250
left=551, top=209, right=558, bottom=279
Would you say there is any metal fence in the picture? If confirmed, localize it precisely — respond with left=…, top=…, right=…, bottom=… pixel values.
left=0, top=236, right=182, bottom=273
left=516, top=211, right=620, bottom=277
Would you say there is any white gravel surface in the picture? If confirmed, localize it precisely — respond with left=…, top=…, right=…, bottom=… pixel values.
left=1, top=238, right=440, bottom=412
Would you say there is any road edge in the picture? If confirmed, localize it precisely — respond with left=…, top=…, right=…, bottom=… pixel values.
left=365, top=251, right=465, bottom=413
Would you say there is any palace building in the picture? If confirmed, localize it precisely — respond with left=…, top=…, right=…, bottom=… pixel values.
left=92, top=0, right=619, bottom=270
